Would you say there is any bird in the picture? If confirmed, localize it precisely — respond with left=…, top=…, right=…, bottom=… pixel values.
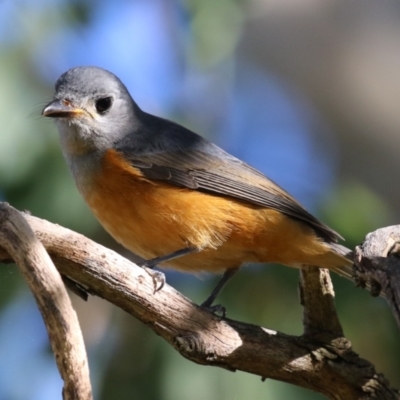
left=42, top=66, right=353, bottom=311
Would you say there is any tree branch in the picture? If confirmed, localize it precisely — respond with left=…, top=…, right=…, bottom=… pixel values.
left=355, top=226, right=400, bottom=331
left=299, top=267, right=344, bottom=338
left=0, top=204, right=398, bottom=399
left=0, top=203, right=92, bottom=400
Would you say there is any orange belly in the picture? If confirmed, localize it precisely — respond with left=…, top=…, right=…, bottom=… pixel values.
left=82, top=149, right=346, bottom=273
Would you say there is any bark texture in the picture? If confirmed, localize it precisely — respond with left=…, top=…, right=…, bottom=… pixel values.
left=0, top=203, right=398, bottom=399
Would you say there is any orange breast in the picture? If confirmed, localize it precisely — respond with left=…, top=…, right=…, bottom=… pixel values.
left=82, top=149, right=344, bottom=273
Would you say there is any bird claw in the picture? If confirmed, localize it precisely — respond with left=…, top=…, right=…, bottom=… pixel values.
left=200, top=303, right=227, bottom=318
left=144, top=268, right=166, bottom=293
left=141, top=259, right=157, bottom=269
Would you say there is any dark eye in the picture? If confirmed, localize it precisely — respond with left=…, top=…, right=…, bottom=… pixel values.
left=95, top=97, right=113, bottom=114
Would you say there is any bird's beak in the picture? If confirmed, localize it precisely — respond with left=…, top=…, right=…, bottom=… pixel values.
left=42, top=99, right=85, bottom=118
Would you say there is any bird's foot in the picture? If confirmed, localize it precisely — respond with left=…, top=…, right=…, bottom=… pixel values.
left=200, top=300, right=227, bottom=318
left=143, top=267, right=166, bottom=293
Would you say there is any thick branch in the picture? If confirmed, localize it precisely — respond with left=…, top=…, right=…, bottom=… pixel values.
left=0, top=207, right=398, bottom=399
left=0, top=204, right=92, bottom=400
left=355, top=226, right=400, bottom=331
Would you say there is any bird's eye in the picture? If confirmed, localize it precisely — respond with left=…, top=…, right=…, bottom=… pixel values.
left=95, top=97, right=113, bottom=114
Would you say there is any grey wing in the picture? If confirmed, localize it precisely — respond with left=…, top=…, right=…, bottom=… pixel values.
left=119, top=144, right=341, bottom=243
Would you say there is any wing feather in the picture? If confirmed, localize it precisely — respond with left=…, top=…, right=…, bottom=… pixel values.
left=125, top=147, right=341, bottom=243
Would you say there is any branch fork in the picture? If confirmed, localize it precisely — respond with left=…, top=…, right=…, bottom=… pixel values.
left=0, top=202, right=398, bottom=399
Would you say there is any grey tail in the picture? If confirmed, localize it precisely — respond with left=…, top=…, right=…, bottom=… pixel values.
left=328, top=243, right=354, bottom=281
left=327, top=243, right=385, bottom=298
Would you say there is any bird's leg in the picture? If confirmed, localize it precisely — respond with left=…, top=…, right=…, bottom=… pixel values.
left=140, top=247, right=199, bottom=293
left=201, top=267, right=240, bottom=317
left=62, top=276, right=89, bottom=301
left=141, top=247, right=198, bottom=268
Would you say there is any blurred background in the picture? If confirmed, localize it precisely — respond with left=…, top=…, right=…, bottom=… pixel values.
left=0, top=0, right=399, bottom=398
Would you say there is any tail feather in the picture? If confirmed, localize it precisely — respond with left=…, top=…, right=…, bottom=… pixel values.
left=327, top=243, right=354, bottom=281
left=326, top=243, right=385, bottom=298
left=329, top=243, right=354, bottom=260
left=330, top=264, right=354, bottom=281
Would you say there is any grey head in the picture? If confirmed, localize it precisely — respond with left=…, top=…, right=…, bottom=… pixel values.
left=42, top=66, right=141, bottom=156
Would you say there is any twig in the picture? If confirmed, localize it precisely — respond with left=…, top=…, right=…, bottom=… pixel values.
left=0, top=203, right=92, bottom=400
